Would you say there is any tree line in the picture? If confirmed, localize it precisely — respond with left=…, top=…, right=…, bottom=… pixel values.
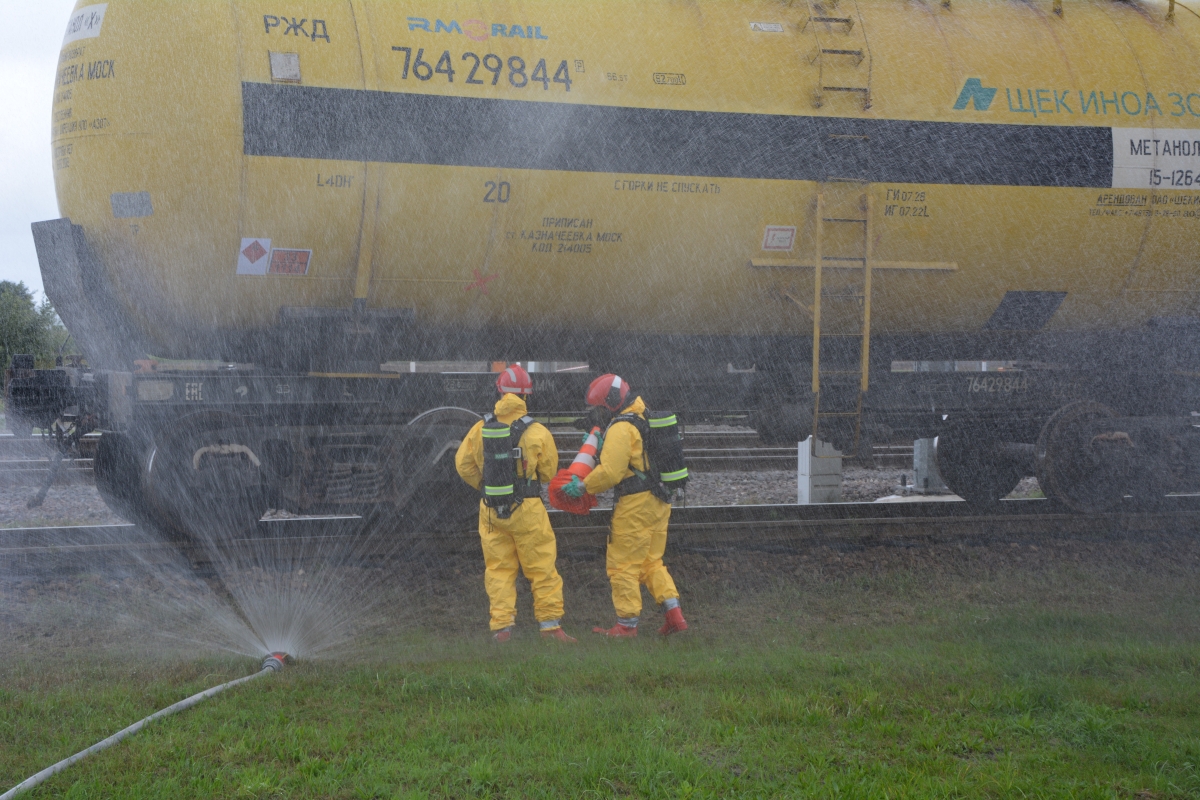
left=0, top=281, right=75, bottom=377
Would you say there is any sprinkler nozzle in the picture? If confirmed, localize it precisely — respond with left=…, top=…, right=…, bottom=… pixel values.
left=261, top=652, right=290, bottom=672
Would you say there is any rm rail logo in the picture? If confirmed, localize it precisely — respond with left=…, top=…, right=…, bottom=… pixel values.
left=407, top=17, right=548, bottom=42
left=954, top=78, right=997, bottom=111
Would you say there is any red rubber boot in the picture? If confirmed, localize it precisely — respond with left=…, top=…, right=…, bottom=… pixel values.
left=541, top=628, right=577, bottom=642
left=593, top=623, right=638, bottom=638
left=659, top=607, right=688, bottom=636
left=492, top=627, right=513, bottom=643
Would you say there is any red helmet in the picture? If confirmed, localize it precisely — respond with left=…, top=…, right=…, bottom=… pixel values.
left=586, top=374, right=630, bottom=411
left=495, top=364, right=533, bottom=395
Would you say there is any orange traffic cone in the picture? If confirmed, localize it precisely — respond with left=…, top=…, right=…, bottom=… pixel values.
left=549, top=427, right=602, bottom=514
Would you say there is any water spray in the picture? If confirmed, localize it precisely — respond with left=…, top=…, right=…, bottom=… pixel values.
left=0, top=653, right=290, bottom=800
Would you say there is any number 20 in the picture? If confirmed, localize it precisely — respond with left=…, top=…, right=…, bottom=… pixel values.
left=484, top=181, right=511, bottom=202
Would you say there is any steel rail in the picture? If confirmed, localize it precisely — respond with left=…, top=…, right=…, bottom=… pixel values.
left=3, top=497, right=1198, bottom=570
left=0, top=432, right=765, bottom=456
left=0, top=430, right=911, bottom=455
left=0, top=441, right=915, bottom=484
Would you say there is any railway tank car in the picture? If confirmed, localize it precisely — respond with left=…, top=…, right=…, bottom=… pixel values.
left=18, top=0, right=1200, bottom=531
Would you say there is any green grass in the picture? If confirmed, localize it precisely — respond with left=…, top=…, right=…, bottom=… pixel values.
left=4, top=589, right=1200, bottom=799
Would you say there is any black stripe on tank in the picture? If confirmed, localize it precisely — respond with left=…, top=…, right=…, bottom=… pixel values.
left=242, top=82, right=1114, bottom=188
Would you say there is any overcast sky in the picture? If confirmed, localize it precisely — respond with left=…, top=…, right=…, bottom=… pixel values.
left=1, top=1, right=78, bottom=299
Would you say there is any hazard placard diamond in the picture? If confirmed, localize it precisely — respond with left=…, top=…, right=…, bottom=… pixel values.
left=242, top=241, right=267, bottom=263
left=236, top=238, right=272, bottom=275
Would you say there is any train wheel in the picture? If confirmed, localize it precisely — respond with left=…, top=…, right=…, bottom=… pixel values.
left=935, top=423, right=1023, bottom=507
left=1127, top=467, right=1173, bottom=509
left=1036, top=401, right=1124, bottom=514
left=384, top=407, right=482, bottom=535
left=143, top=413, right=269, bottom=544
left=94, top=431, right=168, bottom=532
left=7, top=414, right=34, bottom=438
left=750, top=402, right=813, bottom=446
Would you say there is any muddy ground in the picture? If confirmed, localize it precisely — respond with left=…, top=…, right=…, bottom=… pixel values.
left=0, top=456, right=1167, bottom=666
left=3, top=512, right=1197, bottom=663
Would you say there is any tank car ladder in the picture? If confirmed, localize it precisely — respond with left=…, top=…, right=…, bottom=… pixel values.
left=803, top=0, right=872, bottom=109
left=811, top=181, right=874, bottom=457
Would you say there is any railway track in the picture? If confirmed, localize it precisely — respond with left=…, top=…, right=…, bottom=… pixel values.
left=0, top=432, right=915, bottom=487
left=4, top=496, right=1197, bottom=572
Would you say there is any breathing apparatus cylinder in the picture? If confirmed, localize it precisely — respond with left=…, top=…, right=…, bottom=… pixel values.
left=646, top=412, right=689, bottom=496
left=482, top=417, right=519, bottom=517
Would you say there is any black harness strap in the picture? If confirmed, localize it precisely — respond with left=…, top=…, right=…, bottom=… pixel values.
left=608, top=413, right=662, bottom=501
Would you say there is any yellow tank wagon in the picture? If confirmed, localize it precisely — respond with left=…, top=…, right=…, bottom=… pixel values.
left=45, top=0, right=1200, bottom=345
left=25, top=0, right=1200, bottom=523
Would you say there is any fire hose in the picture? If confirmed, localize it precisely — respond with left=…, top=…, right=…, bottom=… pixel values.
left=1, top=653, right=289, bottom=799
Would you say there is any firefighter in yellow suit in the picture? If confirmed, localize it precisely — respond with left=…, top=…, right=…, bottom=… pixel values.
left=562, top=374, right=689, bottom=638
left=455, top=365, right=576, bottom=642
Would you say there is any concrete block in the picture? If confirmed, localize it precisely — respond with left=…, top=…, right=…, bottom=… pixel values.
left=913, top=438, right=948, bottom=493
left=798, top=436, right=842, bottom=504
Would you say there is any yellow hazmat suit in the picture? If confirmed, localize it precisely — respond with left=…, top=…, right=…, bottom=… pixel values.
left=455, top=393, right=565, bottom=632
left=584, top=396, right=680, bottom=622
